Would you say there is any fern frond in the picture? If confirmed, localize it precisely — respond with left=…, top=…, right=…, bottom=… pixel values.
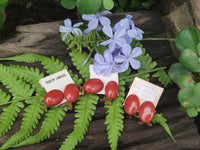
left=0, top=89, right=11, bottom=105
left=7, top=65, right=45, bottom=94
left=104, top=80, right=125, bottom=150
left=14, top=107, right=68, bottom=148
left=0, top=100, right=44, bottom=150
left=0, top=64, right=34, bottom=99
left=0, top=102, right=24, bottom=137
left=39, top=55, right=82, bottom=86
left=59, top=94, right=99, bottom=150
left=152, top=69, right=171, bottom=87
left=0, top=53, right=41, bottom=63
left=69, top=49, right=93, bottom=80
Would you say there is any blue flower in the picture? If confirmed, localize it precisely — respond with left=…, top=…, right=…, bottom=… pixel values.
left=93, top=50, right=123, bottom=76
left=59, top=19, right=83, bottom=41
left=100, top=25, right=126, bottom=53
left=113, top=14, right=144, bottom=40
left=114, top=44, right=142, bottom=72
left=82, top=10, right=112, bottom=31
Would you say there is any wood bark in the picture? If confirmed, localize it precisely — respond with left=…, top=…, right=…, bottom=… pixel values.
left=0, top=10, right=199, bottom=150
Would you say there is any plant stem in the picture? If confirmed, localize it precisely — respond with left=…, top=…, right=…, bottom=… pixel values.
left=119, top=67, right=166, bottom=80
left=0, top=96, right=39, bottom=106
left=141, top=38, right=175, bottom=41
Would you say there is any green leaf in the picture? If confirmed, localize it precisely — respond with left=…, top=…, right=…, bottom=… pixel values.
left=193, top=82, right=200, bottom=97
left=69, top=49, right=92, bottom=80
left=104, top=80, right=125, bottom=150
left=179, top=49, right=200, bottom=72
left=152, top=69, right=171, bottom=87
left=151, top=113, right=176, bottom=142
left=59, top=94, right=99, bottom=150
left=103, top=0, right=114, bottom=10
left=0, top=102, right=24, bottom=137
left=60, top=0, right=77, bottom=9
left=175, top=27, right=200, bottom=52
left=14, top=107, right=68, bottom=148
left=77, top=0, right=102, bottom=14
left=0, top=0, right=8, bottom=5
left=186, top=107, right=198, bottom=117
left=168, top=63, right=192, bottom=84
left=177, top=75, right=196, bottom=89
left=0, top=101, right=44, bottom=149
left=0, top=1, right=8, bottom=10
left=178, top=87, right=200, bottom=108
left=0, top=89, right=10, bottom=105
left=0, top=52, right=41, bottom=63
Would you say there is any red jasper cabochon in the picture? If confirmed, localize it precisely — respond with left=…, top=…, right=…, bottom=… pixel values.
left=64, top=83, right=79, bottom=103
left=44, top=89, right=64, bottom=106
left=105, top=81, right=119, bottom=99
left=124, top=94, right=140, bottom=115
left=139, top=101, right=155, bottom=123
left=83, top=78, right=104, bottom=94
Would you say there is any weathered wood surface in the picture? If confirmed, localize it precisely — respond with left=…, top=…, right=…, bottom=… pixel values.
left=0, top=10, right=200, bottom=150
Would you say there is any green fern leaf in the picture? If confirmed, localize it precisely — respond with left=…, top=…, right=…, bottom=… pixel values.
left=59, top=94, right=99, bottom=150
left=0, top=64, right=34, bottom=99
left=0, top=53, right=41, bottom=63
left=7, top=65, right=45, bottom=94
left=152, top=69, right=171, bottom=87
left=39, top=55, right=82, bottom=86
left=69, top=49, right=93, bottom=80
left=13, top=107, right=68, bottom=148
left=0, top=102, right=24, bottom=137
left=0, top=64, right=34, bottom=137
left=104, top=80, right=125, bottom=150
left=0, top=100, right=44, bottom=150
left=0, top=89, right=10, bottom=105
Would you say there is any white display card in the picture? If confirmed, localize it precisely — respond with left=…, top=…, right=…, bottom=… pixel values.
left=89, top=65, right=118, bottom=94
left=39, top=69, right=75, bottom=105
left=126, top=77, right=164, bottom=107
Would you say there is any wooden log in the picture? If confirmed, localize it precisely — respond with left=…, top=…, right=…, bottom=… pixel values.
left=0, top=10, right=199, bottom=150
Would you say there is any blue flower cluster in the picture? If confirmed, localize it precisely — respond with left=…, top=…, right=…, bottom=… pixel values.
left=59, top=10, right=144, bottom=77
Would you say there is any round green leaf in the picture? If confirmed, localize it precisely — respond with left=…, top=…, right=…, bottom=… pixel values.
left=77, top=0, right=102, bottom=14
left=179, top=49, right=200, bottom=72
left=177, top=75, right=196, bottom=89
left=168, top=63, right=191, bottom=84
left=178, top=87, right=200, bottom=108
left=60, top=0, right=77, bottom=9
left=186, top=107, right=198, bottom=117
left=175, top=27, right=200, bottom=52
left=193, top=82, right=200, bottom=97
left=103, top=0, right=114, bottom=10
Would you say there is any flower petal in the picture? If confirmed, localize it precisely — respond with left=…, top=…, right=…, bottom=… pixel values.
left=121, top=44, right=131, bottom=56
left=73, top=22, right=83, bottom=28
left=104, top=50, right=113, bottom=64
left=94, top=53, right=105, bottom=64
left=94, top=63, right=108, bottom=75
left=130, top=59, right=141, bottom=70
left=114, top=54, right=126, bottom=63
left=115, top=37, right=126, bottom=47
left=114, top=28, right=126, bottom=38
left=64, top=19, right=72, bottom=28
left=88, top=19, right=98, bottom=30
left=131, top=47, right=142, bottom=58
left=59, top=26, right=71, bottom=33
left=99, top=16, right=111, bottom=27
left=72, top=28, right=82, bottom=36
left=103, top=67, right=112, bottom=76
left=120, top=61, right=129, bottom=72
left=100, top=39, right=112, bottom=46
left=100, top=10, right=112, bottom=15
left=108, top=41, right=116, bottom=53
left=82, top=14, right=96, bottom=21
left=62, top=33, right=68, bottom=41
left=119, top=18, right=129, bottom=29
left=102, top=26, right=113, bottom=37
